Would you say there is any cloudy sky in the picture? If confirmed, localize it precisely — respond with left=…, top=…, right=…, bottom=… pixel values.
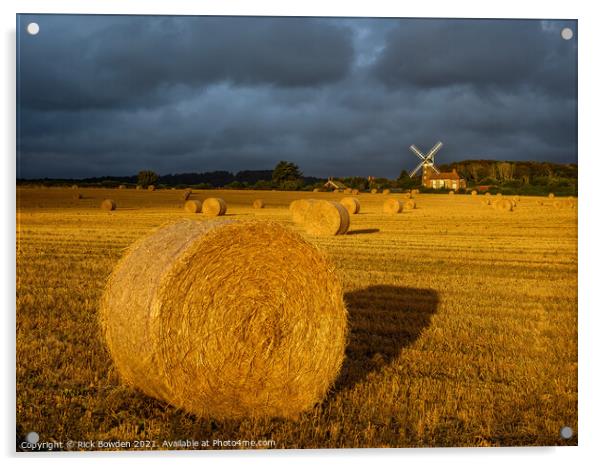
left=17, top=15, right=577, bottom=179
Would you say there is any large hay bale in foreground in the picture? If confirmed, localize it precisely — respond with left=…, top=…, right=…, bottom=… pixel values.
left=289, top=199, right=316, bottom=224
left=340, top=197, right=360, bottom=214
left=253, top=199, right=265, bottom=209
left=148, top=185, right=156, bottom=192
left=495, top=199, right=513, bottom=212
left=303, top=201, right=350, bottom=236
left=181, top=190, right=192, bottom=201
left=404, top=199, right=416, bottom=210
left=184, top=200, right=202, bottom=213
left=383, top=198, right=403, bottom=214
left=202, top=197, right=227, bottom=216
left=101, top=199, right=116, bottom=211
left=100, top=219, right=347, bottom=419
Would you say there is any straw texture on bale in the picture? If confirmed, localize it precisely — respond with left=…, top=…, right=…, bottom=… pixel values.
left=71, top=184, right=78, bottom=189
left=404, top=193, right=413, bottom=199
left=495, top=199, right=513, bottom=212
left=181, top=190, right=192, bottom=201
left=481, top=198, right=491, bottom=206
left=411, top=189, right=419, bottom=195
left=351, top=189, right=359, bottom=195
left=253, top=199, right=265, bottom=209
left=343, top=188, right=352, bottom=194
left=340, top=197, right=360, bottom=214
left=404, top=199, right=416, bottom=210
left=496, top=193, right=503, bottom=197
left=289, top=199, right=316, bottom=224
left=202, top=197, right=227, bottom=216
left=100, top=219, right=348, bottom=419
left=101, top=199, right=116, bottom=211
left=313, top=188, right=320, bottom=192
left=383, top=198, right=403, bottom=214
left=184, top=200, right=202, bottom=213
left=383, top=189, right=391, bottom=195
left=136, top=185, right=142, bottom=190
left=471, top=190, right=477, bottom=196
left=449, top=191, right=455, bottom=195
left=371, top=188, right=378, bottom=194
left=148, top=185, right=156, bottom=191
left=303, top=201, right=350, bottom=236
left=549, top=193, right=555, bottom=199
left=485, top=192, right=491, bottom=197
left=118, top=185, right=126, bottom=189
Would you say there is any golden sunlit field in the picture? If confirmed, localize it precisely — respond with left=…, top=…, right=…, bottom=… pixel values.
left=16, top=187, right=577, bottom=449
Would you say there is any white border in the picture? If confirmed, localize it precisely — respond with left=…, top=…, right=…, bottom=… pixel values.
left=3, top=1, right=601, bottom=465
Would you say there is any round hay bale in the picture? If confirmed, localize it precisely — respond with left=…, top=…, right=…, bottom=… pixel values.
left=495, top=199, right=513, bottom=212
left=383, top=198, right=403, bottom=214
left=344, top=188, right=352, bottom=194
left=496, top=193, right=502, bottom=197
left=118, top=184, right=126, bottom=190
left=73, top=192, right=82, bottom=200
left=100, top=219, right=348, bottom=419
left=148, top=185, right=156, bottom=192
left=370, top=188, right=377, bottom=194
left=471, top=190, right=477, bottom=196
left=303, top=201, right=350, bottom=236
left=383, top=189, right=391, bottom=195
left=340, top=197, right=360, bottom=214
left=202, top=197, right=227, bottom=216
left=411, top=189, right=419, bottom=195
left=549, top=193, right=555, bottom=199
left=71, top=184, right=78, bottom=190
left=253, top=199, right=265, bottom=209
left=289, top=199, right=316, bottom=224
left=181, top=190, right=192, bottom=201
left=136, top=185, right=142, bottom=190
left=485, top=192, right=491, bottom=197
left=449, top=190, right=455, bottom=195
left=404, top=199, right=416, bottom=210
left=101, top=199, right=116, bottom=211
left=184, top=200, right=202, bottom=213
left=313, top=188, right=320, bottom=193
left=351, top=189, right=359, bottom=195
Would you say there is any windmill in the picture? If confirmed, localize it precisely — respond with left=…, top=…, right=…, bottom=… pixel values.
left=409, top=141, right=443, bottom=186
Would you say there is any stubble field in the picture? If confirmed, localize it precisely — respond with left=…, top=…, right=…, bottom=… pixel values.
left=16, top=187, right=578, bottom=449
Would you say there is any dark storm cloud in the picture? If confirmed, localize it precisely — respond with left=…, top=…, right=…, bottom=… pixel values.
left=16, top=15, right=577, bottom=179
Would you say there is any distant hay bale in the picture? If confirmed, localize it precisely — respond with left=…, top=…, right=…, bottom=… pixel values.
left=495, top=199, right=513, bottom=212
left=181, top=190, right=192, bottom=201
left=303, top=200, right=350, bottom=236
left=371, top=188, right=378, bottom=194
left=351, top=189, right=359, bottom=195
left=118, top=185, right=126, bottom=189
left=411, top=189, right=419, bottom=195
left=549, top=193, right=555, bottom=199
left=340, top=197, right=360, bottom=214
left=485, top=192, right=491, bottom=197
left=101, top=199, right=116, bottom=211
left=99, top=219, right=348, bottom=419
left=383, top=189, right=391, bottom=195
left=344, top=188, right=352, bottom=194
left=449, top=191, right=455, bottom=195
left=471, top=190, right=477, bottom=196
left=73, top=192, right=82, bottom=200
left=136, top=185, right=142, bottom=190
left=253, top=199, right=265, bottom=209
left=202, top=197, right=227, bottom=216
left=289, top=199, right=317, bottom=224
left=404, top=199, right=416, bottom=210
left=71, top=184, right=78, bottom=190
left=148, top=185, right=156, bottom=191
left=383, top=198, right=403, bottom=214
left=496, top=193, right=502, bottom=197
left=184, top=200, right=202, bottom=213
left=313, top=188, right=320, bottom=192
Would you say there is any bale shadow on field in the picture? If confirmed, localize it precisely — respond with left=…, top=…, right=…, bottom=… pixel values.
left=346, top=228, right=380, bottom=235
left=333, top=285, right=438, bottom=392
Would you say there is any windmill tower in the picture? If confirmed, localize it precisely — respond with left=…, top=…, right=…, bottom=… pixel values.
left=409, top=141, right=443, bottom=187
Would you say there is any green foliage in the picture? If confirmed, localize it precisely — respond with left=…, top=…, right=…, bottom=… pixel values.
left=137, top=170, right=159, bottom=188
left=272, top=161, right=302, bottom=184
